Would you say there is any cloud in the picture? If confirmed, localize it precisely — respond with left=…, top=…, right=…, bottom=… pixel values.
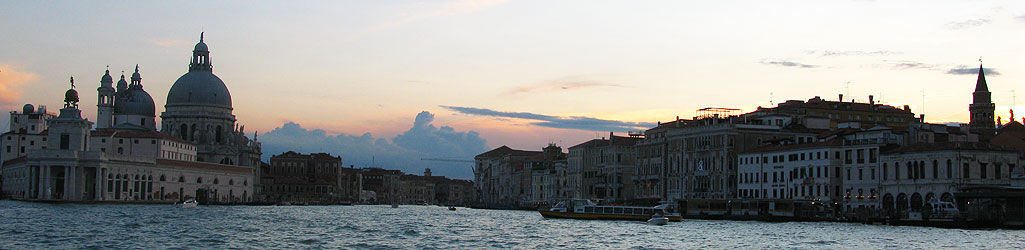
left=441, top=105, right=655, bottom=132
left=506, top=75, right=626, bottom=95
left=759, top=59, right=818, bottom=68
left=885, top=60, right=939, bottom=70
left=150, top=39, right=186, bottom=48
left=947, top=18, right=991, bottom=29
left=808, top=50, right=902, bottom=57
left=1017, top=15, right=1025, bottom=23
left=258, top=111, right=488, bottom=179
left=0, top=64, right=38, bottom=109
left=946, top=66, right=999, bottom=75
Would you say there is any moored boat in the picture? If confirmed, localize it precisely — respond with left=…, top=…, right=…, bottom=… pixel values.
left=176, top=199, right=198, bottom=208
left=539, top=199, right=682, bottom=222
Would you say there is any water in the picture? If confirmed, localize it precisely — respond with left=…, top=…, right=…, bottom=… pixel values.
left=0, top=200, right=1021, bottom=249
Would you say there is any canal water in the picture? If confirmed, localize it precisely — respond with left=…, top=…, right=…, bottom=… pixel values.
left=0, top=200, right=1020, bottom=249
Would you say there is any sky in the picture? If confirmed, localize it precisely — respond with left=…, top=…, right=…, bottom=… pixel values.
left=1, top=1, right=1023, bottom=179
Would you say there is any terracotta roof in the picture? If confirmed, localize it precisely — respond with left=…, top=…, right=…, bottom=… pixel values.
left=156, top=159, right=252, bottom=174
left=2, top=156, right=26, bottom=166
left=992, top=121, right=1025, bottom=153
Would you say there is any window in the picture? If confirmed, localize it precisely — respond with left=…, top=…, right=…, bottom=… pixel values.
left=858, top=168, right=863, bottom=180
left=846, top=168, right=851, bottom=180
left=60, top=134, right=70, bottom=149
left=932, top=160, right=938, bottom=179
left=883, top=163, right=888, bottom=180
left=963, top=163, right=970, bottom=179
left=995, top=164, right=1001, bottom=179
left=117, top=147, right=123, bottom=154
left=197, top=177, right=203, bottom=184
left=947, top=160, right=953, bottom=179
left=980, top=163, right=987, bottom=179
left=895, top=162, right=900, bottom=180
left=857, top=149, right=865, bottom=164
left=845, top=150, right=852, bottom=164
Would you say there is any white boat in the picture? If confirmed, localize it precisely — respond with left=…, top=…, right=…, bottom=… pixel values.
left=391, top=203, right=399, bottom=208
left=176, top=199, right=198, bottom=208
left=647, top=216, right=669, bottom=225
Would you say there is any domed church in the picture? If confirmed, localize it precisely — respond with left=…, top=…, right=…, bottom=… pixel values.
left=1, top=33, right=261, bottom=203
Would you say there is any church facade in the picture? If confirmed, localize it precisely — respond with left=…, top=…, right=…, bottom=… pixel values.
left=0, top=34, right=262, bottom=203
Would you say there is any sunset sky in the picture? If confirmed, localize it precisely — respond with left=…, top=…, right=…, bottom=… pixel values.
left=1, top=1, right=1023, bottom=178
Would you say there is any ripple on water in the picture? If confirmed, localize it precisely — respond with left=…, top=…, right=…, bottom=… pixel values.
left=0, top=201, right=1021, bottom=249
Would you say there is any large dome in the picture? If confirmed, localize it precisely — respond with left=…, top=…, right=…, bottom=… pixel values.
left=166, top=71, right=232, bottom=109
left=114, top=88, right=156, bottom=116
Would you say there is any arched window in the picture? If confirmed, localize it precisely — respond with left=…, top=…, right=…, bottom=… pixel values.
left=178, top=176, right=185, bottom=183
left=180, top=124, right=188, bottom=140
left=117, top=147, right=124, bottom=154
left=213, top=178, right=219, bottom=185
left=216, top=125, right=223, bottom=143
left=229, top=179, right=234, bottom=186
left=244, top=179, right=248, bottom=186
left=196, top=177, right=203, bottom=184
left=190, top=124, right=197, bottom=141
left=159, top=175, right=166, bottom=182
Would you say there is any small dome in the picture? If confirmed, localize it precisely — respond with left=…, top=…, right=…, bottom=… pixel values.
left=166, top=71, right=232, bottom=109
left=116, top=75, right=128, bottom=91
left=194, top=32, right=208, bottom=51
left=194, top=41, right=208, bottom=52
left=114, top=88, right=156, bottom=117
left=22, top=104, right=34, bottom=114
left=65, top=89, right=79, bottom=103
left=100, top=69, right=113, bottom=85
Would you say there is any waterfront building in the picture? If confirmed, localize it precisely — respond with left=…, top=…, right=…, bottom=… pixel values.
left=634, top=120, right=678, bottom=202
left=568, top=133, right=641, bottom=203
left=0, top=34, right=260, bottom=203
left=259, top=151, right=356, bottom=204
left=879, top=142, right=1021, bottom=218
left=474, top=146, right=542, bottom=208
left=358, top=167, right=403, bottom=204
left=528, top=144, right=568, bottom=206
left=668, top=108, right=818, bottom=201
left=738, top=139, right=842, bottom=204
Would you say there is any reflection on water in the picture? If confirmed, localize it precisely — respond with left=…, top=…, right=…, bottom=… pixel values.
left=0, top=200, right=1019, bottom=249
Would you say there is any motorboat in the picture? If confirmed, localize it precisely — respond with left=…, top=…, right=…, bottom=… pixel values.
left=176, top=199, right=198, bottom=208
left=392, top=203, right=400, bottom=208
left=647, top=216, right=669, bottom=225
left=540, top=199, right=683, bottom=222
left=448, top=206, right=457, bottom=211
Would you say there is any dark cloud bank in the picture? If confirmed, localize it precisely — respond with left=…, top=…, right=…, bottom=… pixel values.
left=441, top=105, right=654, bottom=132
left=259, top=111, right=487, bottom=180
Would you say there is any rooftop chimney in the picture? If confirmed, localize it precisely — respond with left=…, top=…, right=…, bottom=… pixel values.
left=869, top=95, right=875, bottom=105
left=839, top=94, right=844, bottom=102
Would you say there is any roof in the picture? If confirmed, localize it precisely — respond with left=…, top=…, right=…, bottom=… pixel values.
left=882, top=142, right=1016, bottom=155
left=568, top=136, right=641, bottom=149
left=755, top=97, right=912, bottom=115
left=975, top=65, right=988, bottom=92
left=742, top=138, right=842, bottom=154
left=91, top=128, right=190, bottom=144
left=991, top=121, right=1025, bottom=153
left=476, top=145, right=542, bottom=158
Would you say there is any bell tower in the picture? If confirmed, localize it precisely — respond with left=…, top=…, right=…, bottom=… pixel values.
left=969, top=64, right=996, bottom=141
left=96, top=67, right=115, bottom=129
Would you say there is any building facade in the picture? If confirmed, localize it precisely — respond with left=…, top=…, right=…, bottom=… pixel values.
left=1, top=34, right=260, bottom=204
left=260, top=151, right=355, bottom=204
